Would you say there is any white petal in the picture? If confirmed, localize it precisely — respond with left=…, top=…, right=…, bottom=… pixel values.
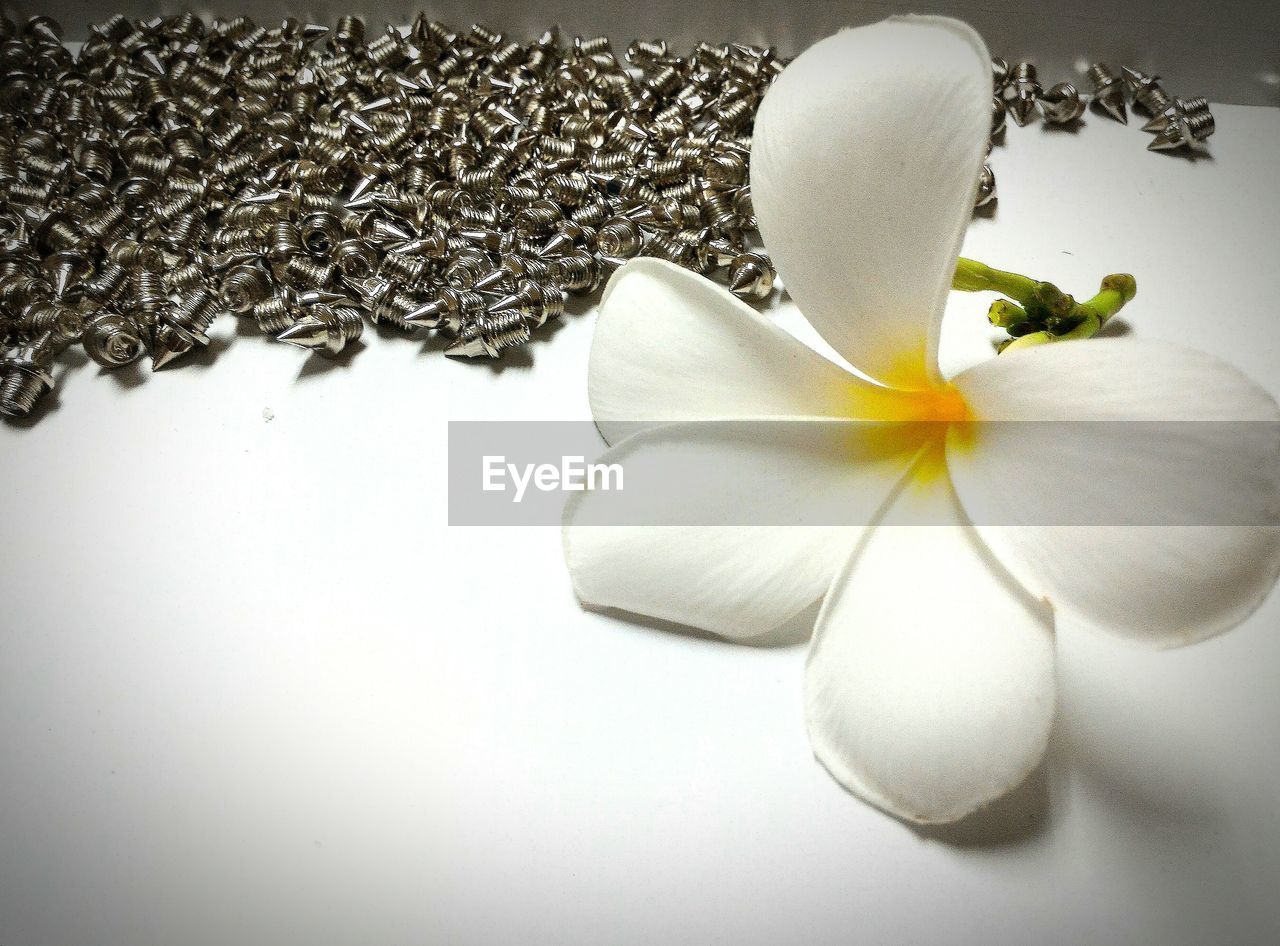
left=805, top=456, right=1056, bottom=824
left=590, top=258, right=907, bottom=444
left=954, top=338, right=1280, bottom=422
left=950, top=339, right=1280, bottom=645
left=563, top=419, right=928, bottom=639
left=751, top=17, right=991, bottom=390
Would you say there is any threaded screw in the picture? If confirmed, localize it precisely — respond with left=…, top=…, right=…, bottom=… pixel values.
left=83, top=312, right=144, bottom=368
left=1004, top=61, right=1040, bottom=127
left=446, top=311, right=532, bottom=358
left=277, top=305, right=364, bottom=355
left=1038, top=82, right=1084, bottom=125
left=1148, top=108, right=1215, bottom=152
left=1086, top=63, right=1128, bottom=124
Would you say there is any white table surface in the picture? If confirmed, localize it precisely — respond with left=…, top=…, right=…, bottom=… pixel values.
left=2, top=103, right=1279, bottom=946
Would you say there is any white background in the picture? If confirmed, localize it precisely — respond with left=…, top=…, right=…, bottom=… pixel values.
left=2, top=88, right=1280, bottom=946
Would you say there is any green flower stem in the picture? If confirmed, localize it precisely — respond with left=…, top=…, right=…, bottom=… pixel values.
left=952, top=258, right=1042, bottom=303
left=953, top=258, right=1137, bottom=353
left=999, top=329, right=1056, bottom=352
left=1002, top=274, right=1137, bottom=352
left=986, top=298, right=1027, bottom=329
left=1077, top=273, right=1138, bottom=322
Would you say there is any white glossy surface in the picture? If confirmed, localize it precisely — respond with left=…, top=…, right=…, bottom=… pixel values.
left=2, top=104, right=1279, bottom=945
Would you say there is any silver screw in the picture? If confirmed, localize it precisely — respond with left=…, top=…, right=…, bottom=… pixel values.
left=1038, top=82, right=1085, bottom=124
left=1, top=334, right=57, bottom=417
left=83, top=312, right=145, bottom=368
left=991, top=57, right=1011, bottom=91
left=974, top=165, right=997, bottom=209
left=3, top=11, right=796, bottom=422
left=1142, top=96, right=1210, bottom=133
left=727, top=253, right=775, bottom=302
left=277, top=305, right=364, bottom=355
left=1122, top=67, right=1171, bottom=117
left=1148, top=108, right=1215, bottom=152
left=1004, top=61, right=1040, bottom=127
left=990, top=95, right=1007, bottom=138
left=446, top=311, right=532, bottom=359
left=1086, top=63, right=1128, bottom=124
left=489, top=280, right=566, bottom=328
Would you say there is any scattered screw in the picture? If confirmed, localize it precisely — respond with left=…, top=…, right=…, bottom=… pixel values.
left=0, top=15, right=1224, bottom=423
left=1143, top=96, right=1210, bottom=134
left=727, top=253, right=775, bottom=301
left=1148, top=108, right=1215, bottom=152
left=83, top=312, right=144, bottom=368
left=974, top=164, right=997, bottom=209
left=991, top=57, right=1011, bottom=90
left=1004, top=61, right=1041, bottom=127
left=488, top=279, right=566, bottom=328
left=1038, top=82, right=1085, bottom=124
left=1086, top=63, right=1128, bottom=124
left=0, top=13, right=785, bottom=422
left=990, top=96, right=1007, bottom=138
left=277, top=305, right=364, bottom=355
left=1122, top=67, right=1171, bottom=117
left=1, top=336, right=57, bottom=417
left=446, top=311, right=531, bottom=358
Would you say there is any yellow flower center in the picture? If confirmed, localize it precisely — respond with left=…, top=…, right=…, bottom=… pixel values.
left=836, top=378, right=971, bottom=488
left=895, top=384, right=970, bottom=424
left=841, top=376, right=970, bottom=425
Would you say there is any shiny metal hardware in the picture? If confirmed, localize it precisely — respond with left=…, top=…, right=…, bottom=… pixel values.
left=83, top=312, right=144, bottom=368
left=1122, top=67, right=1171, bottom=118
left=974, top=164, right=997, bottom=209
left=489, top=279, right=566, bottom=328
left=1004, top=61, right=1040, bottom=127
left=1147, top=108, right=1215, bottom=152
left=727, top=253, right=774, bottom=301
left=1, top=334, right=58, bottom=416
left=991, top=57, right=1011, bottom=91
left=1142, top=96, right=1210, bottom=134
left=277, top=305, right=364, bottom=355
left=0, top=11, right=791, bottom=422
left=446, top=311, right=531, bottom=358
left=990, top=95, right=1007, bottom=138
left=1086, top=63, right=1128, bottom=124
left=1038, top=82, right=1085, bottom=124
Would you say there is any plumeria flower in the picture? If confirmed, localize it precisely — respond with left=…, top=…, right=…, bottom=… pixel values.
left=561, top=17, right=1280, bottom=823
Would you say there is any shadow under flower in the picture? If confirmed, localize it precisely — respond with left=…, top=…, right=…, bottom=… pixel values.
left=906, top=683, right=1225, bottom=850
left=912, top=751, right=1053, bottom=848
left=1097, top=316, right=1133, bottom=338
left=583, top=598, right=817, bottom=650
left=579, top=600, right=1226, bottom=853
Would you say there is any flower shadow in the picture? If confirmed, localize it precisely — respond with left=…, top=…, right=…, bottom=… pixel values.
left=910, top=688, right=1225, bottom=850
left=583, top=598, right=818, bottom=650
left=1097, top=316, right=1132, bottom=338
left=580, top=603, right=1223, bottom=853
left=1070, top=747, right=1222, bottom=837
left=911, top=747, right=1053, bottom=848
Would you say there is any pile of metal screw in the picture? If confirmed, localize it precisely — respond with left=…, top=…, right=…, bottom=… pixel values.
left=978, top=57, right=1216, bottom=209
left=0, top=13, right=783, bottom=421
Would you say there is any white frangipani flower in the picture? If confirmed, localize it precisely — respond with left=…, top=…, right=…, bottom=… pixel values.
left=562, top=18, right=1280, bottom=823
